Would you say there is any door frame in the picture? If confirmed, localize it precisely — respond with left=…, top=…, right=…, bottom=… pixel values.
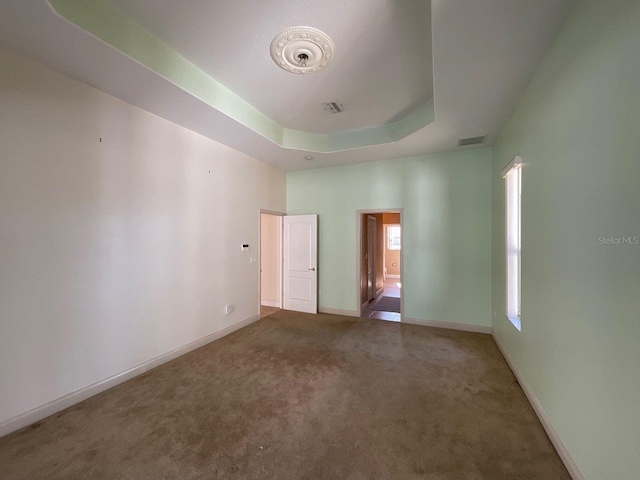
left=258, top=209, right=285, bottom=317
left=356, top=208, right=404, bottom=319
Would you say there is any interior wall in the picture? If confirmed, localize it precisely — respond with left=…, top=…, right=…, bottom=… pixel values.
left=385, top=239, right=401, bottom=276
left=287, top=149, right=492, bottom=326
left=491, top=1, right=640, bottom=478
left=382, top=213, right=400, bottom=224
left=260, top=214, right=281, bottom=307
left=0, top=47, right=286, bottom=427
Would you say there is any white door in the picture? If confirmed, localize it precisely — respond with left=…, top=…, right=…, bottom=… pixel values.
left=283, top=215, right=318, bottom=313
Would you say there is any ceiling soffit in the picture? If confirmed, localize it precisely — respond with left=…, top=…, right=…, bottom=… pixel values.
left=49, top=0, right=434, bottom=154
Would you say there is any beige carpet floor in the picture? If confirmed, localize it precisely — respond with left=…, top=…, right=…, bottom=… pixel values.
left=259, top=305, right=280, bottom=318
left=0, top=311, right=571, bottom=479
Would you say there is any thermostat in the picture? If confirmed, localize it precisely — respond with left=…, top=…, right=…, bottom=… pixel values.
left=241, top=244, right=250, bottom=252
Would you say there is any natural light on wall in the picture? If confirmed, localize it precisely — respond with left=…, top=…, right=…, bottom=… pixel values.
left=502, top=156, right=522, bottom=331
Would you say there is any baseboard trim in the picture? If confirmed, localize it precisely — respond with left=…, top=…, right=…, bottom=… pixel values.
left=375, top=287, right=384, bottom=297
left=319, top=307, right=360, bottom=317
left=0, top=314, right=260, bottom=438
left=260, top=300, right=280, bottom=308
left=386, top=274, right=400, bottom=279
left=401, top=317, right=492, bottom=334
left=492, top=334, right=585, bottom=480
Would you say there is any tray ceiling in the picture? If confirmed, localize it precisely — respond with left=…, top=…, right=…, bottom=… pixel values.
left=107, top=0, right=434, bottom=136
left=0, top=0, right=573, bottom=171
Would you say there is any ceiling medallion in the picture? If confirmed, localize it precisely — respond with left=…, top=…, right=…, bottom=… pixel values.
left=270, top=27, right=335, bottom=74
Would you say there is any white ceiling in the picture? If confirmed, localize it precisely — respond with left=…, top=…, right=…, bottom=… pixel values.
left=0, top=0, right=573, bottom=171
left=107, top=0, right=433, bottom=135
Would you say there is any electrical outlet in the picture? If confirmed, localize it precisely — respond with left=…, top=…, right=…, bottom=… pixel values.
left=224, top=305, right=233, bottom=315
left=493, top=311, right=497, bottom=320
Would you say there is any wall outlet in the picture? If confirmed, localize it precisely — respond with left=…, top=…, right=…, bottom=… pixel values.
left=224, top=305, right=234, bottom=315
left=493, top=311, right=497, bottom=320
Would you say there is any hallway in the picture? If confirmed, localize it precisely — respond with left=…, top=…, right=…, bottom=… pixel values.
left=361, top=278, right=401, bottom=321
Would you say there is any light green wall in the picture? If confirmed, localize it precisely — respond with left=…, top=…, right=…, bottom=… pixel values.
left=287, top=149, right=492, bottom=327
left=491, top=0, right=640, bottom=479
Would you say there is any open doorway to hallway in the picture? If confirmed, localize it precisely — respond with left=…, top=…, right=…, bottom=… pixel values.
left=358, top=210, right=402, bottom=322
left=260, top=212, right=283, bottom=319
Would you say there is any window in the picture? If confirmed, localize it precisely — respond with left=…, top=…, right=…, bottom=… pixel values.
left=387, top=225, right=401, bottom=250
left=502, top=156, right=522, bottom=330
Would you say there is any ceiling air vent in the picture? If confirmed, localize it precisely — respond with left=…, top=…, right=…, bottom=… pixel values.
left=322, top=102, right=344, bottom=114
left=458, top=135, right=487, bottom=147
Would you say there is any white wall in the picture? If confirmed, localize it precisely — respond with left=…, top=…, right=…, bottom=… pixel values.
left=491, top=0, right=640, bottom=478
left=0, top=47, right=286, bottom=427
left=260, top=214, right=281, bottom=307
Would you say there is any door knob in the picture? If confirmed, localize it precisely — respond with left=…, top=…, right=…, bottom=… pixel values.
left=309, top=267, right=316, bottom=271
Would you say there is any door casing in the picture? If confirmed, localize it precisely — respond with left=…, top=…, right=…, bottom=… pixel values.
left=356, top=209, right=404, bottom=319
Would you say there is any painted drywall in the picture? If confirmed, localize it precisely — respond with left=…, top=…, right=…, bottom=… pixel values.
left=288, top=149, right=492, bottom=326
left=0, top=47, right=285, bottom=426
left=260, top=214, right=281, bottom=307
left=491, top=0, right=640, bottom=478
left=385, top=243, right=401, bottom=277
left=382, top=213, right=400, bottom=224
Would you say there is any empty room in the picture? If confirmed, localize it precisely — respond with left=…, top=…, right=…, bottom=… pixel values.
left=0, top=1, right=638, bottom=479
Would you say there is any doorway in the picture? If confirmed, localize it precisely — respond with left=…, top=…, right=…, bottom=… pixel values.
left=358, top=210, right=403, bottom=322
left=260, top=212, right=283, bottom=318
left=260, top=212, right=319, bottom=318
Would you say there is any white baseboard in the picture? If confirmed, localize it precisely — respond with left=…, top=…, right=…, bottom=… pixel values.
left=492, top=334, right=585, bottom=480
left=375, top=287, right=384, bottom=298
left=0, top=314, right=260, bottom=438
left=402, top=317, right=492, bottom=334
left=386, top=274, right=400, bottom=279
left=260, top=300, right=280, bottom=308
left=319, top=307, right=360, bottom=317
